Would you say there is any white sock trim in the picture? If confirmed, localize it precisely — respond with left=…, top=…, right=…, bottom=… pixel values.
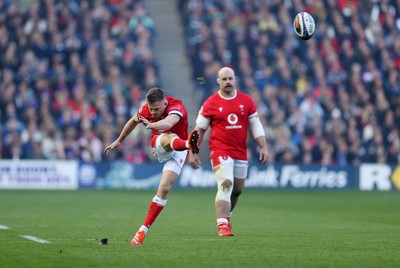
left=216, top=218, right=229, bottom=225
left=152, top=195, right=167, bottom=206
left=139, top=225, right=149, bottom=234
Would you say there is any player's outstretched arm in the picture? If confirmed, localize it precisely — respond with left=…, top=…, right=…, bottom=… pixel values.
left=104, top=113, right=140, bottom=155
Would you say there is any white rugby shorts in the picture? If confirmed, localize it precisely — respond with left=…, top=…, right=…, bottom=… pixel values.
left=152, top=134, right=187, bottom=175
left=211, top=155, right=249, bottom=179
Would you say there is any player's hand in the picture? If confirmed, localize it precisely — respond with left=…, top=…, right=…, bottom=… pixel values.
left=104, top=140, right=121, bottom=156
left=189, top=152, right=202, bottom=170
left=259, top=148, right=269, bottom=164
left=138, top=115, right=151, bottom=129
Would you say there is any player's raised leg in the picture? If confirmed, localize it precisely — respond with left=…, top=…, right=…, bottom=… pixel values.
left=188, top=129, right=200, bottom=154
left=169, top=130, right=199, bottom=155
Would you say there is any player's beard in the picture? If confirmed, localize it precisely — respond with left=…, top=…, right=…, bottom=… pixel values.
left=222, top=85, right=234, bottom=95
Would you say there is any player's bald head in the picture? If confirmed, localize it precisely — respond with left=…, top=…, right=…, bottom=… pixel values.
left=218, top=67, right=235, bottom=79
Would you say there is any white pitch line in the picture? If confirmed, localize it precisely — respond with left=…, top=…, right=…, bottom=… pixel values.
left=21, top=235, right=50, bottom=244
left=0, top=225, right=10, bottom=230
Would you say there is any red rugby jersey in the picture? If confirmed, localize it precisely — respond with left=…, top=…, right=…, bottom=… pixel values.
left=200, top=90, right=257, bottom=160
left=138, top=96, right=188, bottom=148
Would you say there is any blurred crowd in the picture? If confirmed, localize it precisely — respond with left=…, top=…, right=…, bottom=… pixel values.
left=1, top=0, right=400, bottom=167
left=179, top=0, right=400, bottom=165
left=0, top=0, right=159, bottom=163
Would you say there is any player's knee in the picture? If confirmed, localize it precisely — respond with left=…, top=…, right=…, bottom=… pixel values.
left=221, top=179, right=232, bottom=190
left=216, top=178, right=233, bottom=202
left=160, top=134, right=176, bottom=152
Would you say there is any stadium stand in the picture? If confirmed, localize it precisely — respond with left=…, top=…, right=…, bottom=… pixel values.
left=0, top=0, right=156, bottom=163
left=178, top=0, right=400, bottom=165
left=1, top=0, right=399, bottom=166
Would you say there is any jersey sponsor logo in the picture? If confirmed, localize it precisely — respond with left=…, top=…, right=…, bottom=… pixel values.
left=227, top=113, right=238, bottom=124
left=226, top=125, right=242, bottom=129
left=226, top=113, right=242, bottom=129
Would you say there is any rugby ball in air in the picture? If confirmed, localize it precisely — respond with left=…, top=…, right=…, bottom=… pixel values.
left=293, top=12, right=315, bottom=40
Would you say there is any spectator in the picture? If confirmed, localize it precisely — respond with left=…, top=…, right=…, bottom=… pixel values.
left=0, top=0, right=160, bottom=162
left=180, top=0, right=400, bottom=165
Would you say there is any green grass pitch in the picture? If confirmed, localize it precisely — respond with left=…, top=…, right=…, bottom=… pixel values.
left=0, top=189, right=399, bottom=268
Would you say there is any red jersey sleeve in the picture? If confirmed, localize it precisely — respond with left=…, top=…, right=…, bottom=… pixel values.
left=247, top=96, right=258, bottom=118
left=165, top=98, right=185, bottom=118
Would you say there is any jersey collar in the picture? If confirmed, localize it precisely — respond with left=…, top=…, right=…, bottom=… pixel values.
left=218, top=89, right=237, bottom=100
